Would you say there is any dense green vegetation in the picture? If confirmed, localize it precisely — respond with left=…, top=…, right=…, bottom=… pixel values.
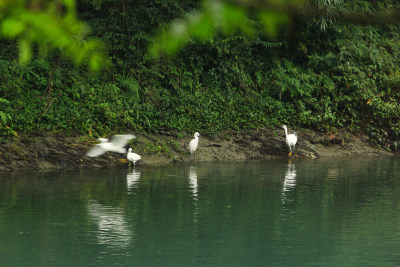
left=1, top=0, right=400, bottom=151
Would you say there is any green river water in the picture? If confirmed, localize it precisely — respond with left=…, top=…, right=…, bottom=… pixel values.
left=0, top=158, right=399, bottom=266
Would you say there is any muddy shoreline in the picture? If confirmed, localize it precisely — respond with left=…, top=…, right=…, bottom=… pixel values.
left=0, top=127, right=396, bottom=172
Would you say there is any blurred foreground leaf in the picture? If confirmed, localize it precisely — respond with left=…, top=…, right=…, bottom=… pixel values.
left=0, top=0, right=109, bottom=71
left=149, top=0, right=305, bottom=58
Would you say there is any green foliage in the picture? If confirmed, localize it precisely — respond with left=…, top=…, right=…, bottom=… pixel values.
left=0, top=97, right=11, bottom=128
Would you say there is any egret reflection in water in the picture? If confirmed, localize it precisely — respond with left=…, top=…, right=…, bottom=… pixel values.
left=189, top=167, right=198, bottom=199
left=87, top=200, right=132, bottom=248
left=127, top=169, right=141, bottom=193
left=188, top=166, right=199, bottom=223
left=281, top=162, right=297, bottom=204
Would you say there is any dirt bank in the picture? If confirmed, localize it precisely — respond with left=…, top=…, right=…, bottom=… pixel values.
left=0, top=127, right=396, bottom=172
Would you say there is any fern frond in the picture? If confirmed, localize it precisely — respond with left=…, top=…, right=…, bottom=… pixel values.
left=120, top=76, right=140, bottom=101
left=0, top=111, right=11, bottom=125
left=0, top=98, right=10, bottom=105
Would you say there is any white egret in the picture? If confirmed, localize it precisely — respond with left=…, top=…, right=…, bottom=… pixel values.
left=86, top=134, right=135, bottom=157
left=282, top=125, right=297, bottom=156
left=127, top=148, right=141, bottom=168
left=188, top=132, right=200, bottom=162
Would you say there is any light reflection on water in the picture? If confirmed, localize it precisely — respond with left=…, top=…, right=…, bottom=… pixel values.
left=188, top=166, right=198, bottom=199
left=126, top=169, right=141, bottom=193
left=0, top=158, right=399, bottom=266
left=87, top=199, right=132, bottom=248
left=188, top=166, right=198, bottom=223
left=281, top=162, right=296, bottom=199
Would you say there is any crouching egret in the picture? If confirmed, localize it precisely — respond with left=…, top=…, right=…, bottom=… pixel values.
left=282, top=125, right=297, bottom=156
left=189, top=132, right=200, bottom=162
left=127, top=148, right=141, bottom=168
left=86, top=134, right=135, bottom=157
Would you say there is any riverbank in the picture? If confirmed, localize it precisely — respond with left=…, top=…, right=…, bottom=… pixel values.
left=0, top=127, right=395, bottom=172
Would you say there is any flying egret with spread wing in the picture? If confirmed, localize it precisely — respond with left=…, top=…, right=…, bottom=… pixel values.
left=86, top=134, right=135, bottom=157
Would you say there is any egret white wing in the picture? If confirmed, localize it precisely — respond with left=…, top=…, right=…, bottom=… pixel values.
left=291, top=134, right=298, bottom=145
left=110, top=134, right=135, bottom=148
left=86, top=144, right=106, bottom=157
left=132, top=153, right=141, bottom=161
left=189, top=139, right=198, bottom=153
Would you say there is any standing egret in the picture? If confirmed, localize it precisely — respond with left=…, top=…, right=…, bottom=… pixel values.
left=127, top=148, right=141, bottom=168
left=86, top=134, right=135, bottom=157
left=282, top=125, right=297, bottom=156
left=189, top=132, right=200, bottom=162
